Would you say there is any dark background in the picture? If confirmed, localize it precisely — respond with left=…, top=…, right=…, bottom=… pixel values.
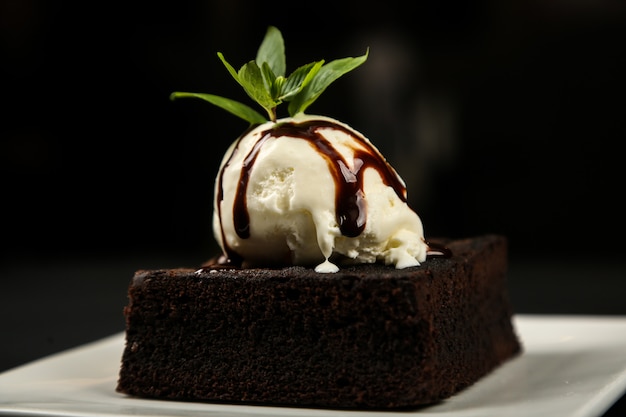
left=3, top=0, right=626, bottom=260
left=2, top=0, right=626, bottom=414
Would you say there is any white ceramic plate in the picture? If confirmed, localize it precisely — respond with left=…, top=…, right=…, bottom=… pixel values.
left=1, top=315, right=626, bottom=417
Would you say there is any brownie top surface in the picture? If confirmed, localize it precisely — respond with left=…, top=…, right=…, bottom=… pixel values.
left=131, top=234, right=505, bottom=286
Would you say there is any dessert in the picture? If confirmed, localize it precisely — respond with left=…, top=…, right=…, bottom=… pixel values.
left=116, top=26, right=522, bottom=409
left=117, top=235, right=519, bottom=408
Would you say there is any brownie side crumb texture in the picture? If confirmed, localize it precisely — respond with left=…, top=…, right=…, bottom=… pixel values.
left=116, top=234, right=522, bottom=409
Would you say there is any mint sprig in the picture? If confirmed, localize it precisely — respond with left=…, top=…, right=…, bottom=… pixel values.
left=170, top=26, right=368, bottom=123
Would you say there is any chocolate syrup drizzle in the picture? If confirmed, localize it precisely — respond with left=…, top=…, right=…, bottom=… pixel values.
left=214, top=119, right=451, bottom=268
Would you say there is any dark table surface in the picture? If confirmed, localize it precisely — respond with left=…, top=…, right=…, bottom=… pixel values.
left=2, top=252, right=625, bottom=415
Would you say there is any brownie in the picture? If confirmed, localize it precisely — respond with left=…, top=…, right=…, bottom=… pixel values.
left=116, top=234, right=522, bottom=409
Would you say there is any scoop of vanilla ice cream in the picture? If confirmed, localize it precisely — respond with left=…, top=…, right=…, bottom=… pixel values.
left=213, top=114, right=428, bottom=273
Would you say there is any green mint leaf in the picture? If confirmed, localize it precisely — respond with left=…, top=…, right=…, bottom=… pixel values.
left=218, top=53, right=276, bottom=120
left=288, top=49, right=369, bottom=116
left=260, top=62, right=279, bottom=98
left=238, top=61, right=278, bottom=119
left=169, top=92, right=267, bottom=125
left=256, top=26, right=285, bottom=78
left=278, top=61, right=324, bottom=102
left=217, top=52, right=241, bottom=87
